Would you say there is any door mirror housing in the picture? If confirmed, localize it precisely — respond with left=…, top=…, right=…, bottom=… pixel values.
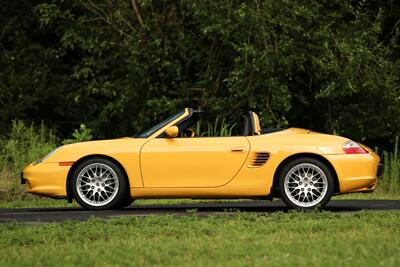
left=165, top=126, right=179, bottom=138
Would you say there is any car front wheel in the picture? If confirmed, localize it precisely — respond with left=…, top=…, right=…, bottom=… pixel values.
left=71, top=158, right=129, bottom=210
left=278, top=158, right=334, bottom=210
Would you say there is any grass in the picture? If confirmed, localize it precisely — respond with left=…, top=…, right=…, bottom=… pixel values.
left=333, top=192, right=400, bottom=200
left=0, top=120, right=56, bottom=174
left=196, top=117, right=237, bottom=137
left=0, top=121, right=56, bottom=203
left=0, top=211, right=399, bottom=267
left=378, top=136, right=400, bottom=194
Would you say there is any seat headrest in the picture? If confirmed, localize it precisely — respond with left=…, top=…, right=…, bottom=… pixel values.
left=249, top=111, right=261, bottom=135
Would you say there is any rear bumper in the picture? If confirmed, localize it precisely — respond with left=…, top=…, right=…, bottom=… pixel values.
left=324, top=152, right=380, bottom=193
left=377, top=162, right=383, bottom=178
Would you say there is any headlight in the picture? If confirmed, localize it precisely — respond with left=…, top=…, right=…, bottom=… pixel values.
left=38, top=146, right=63, bottom=163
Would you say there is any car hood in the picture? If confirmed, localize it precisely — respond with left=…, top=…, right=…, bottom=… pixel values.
left=42, top=137, right=146, bottom=163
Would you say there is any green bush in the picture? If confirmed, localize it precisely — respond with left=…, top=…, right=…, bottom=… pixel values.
left=379, top=136, right=400, bottom=194
left=62, top=124, right=93, bottom=145
left=0, top=121, right=57, bottom=200
left=0, top=121, right=57, bottom=175
left=196, top=117, right=236, bottom=137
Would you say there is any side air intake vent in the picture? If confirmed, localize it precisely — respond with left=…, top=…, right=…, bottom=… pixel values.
left=248, top=152, right=270, bottom=167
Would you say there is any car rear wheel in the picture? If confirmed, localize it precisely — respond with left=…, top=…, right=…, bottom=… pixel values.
left=278, top=157, right=334, bottom=210
left=71, top=158, right=129, bottom=210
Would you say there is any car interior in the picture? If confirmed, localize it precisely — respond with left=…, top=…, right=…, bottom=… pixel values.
left=161, top=110, right=263, bottom=138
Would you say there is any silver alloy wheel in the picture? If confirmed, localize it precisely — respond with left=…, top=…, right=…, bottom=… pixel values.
left=284, top=163, right=328, bottom=208
left=76, top=163, right=119, bottom=207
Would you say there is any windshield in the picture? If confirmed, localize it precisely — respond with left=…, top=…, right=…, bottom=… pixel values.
left=137, top=111, right=185, bottom=138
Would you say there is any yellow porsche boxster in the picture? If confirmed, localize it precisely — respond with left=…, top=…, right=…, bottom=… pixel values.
left=22, top=108, right=382, bottom=210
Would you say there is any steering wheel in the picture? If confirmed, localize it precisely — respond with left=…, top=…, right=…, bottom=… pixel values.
left=183, top=128, right=196, bottom=138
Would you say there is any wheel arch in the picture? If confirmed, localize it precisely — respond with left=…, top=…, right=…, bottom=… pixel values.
left=66, top=154, right=131, bottom=201
left=271, top=153, right=339, bottom=197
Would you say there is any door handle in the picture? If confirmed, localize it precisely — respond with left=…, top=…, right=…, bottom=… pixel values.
left=231, top=146, right=246, bottom=152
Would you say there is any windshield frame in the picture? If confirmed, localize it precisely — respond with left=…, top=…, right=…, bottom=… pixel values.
left=137, top=110, right=185, bottom=138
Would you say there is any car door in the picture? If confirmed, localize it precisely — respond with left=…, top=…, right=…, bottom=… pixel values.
left=140, top=137, right=250, bottom=187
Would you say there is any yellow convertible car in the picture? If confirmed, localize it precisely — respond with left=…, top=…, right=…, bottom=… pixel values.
left=22, top=108, right=382, bottom=210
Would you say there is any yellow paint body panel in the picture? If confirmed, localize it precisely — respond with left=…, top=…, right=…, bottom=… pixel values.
left=140, top=137, right=250, bottom=187
left=324, top=153, right=379, bottom=192
left=24, top=162, right=69, bottom=197
left=22, top=109, right=380, bottom=200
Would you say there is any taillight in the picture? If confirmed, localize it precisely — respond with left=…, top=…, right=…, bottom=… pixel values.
left=342, top=140, right=368, bottom=154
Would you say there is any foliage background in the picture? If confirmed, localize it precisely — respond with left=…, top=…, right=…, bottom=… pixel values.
left=0, top=0, right=399, bottom=149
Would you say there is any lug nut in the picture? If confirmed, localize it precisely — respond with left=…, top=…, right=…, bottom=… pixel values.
left=91, top=186, right=94, bottom=189
left=299, top=182, right=302, bottom=185
left=308, top=188, right=311, bottom=191
left=301, top=188, right=304, bottom=191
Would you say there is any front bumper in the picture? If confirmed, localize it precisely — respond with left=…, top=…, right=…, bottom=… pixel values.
left=21, top=172, right=27, bottom=184
left=21, top=162, right=70, bottom=198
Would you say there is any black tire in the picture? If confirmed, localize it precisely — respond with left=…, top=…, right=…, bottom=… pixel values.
left=117, top=194, right=134, bottom=209
left=278, top=157, right=334, bottom=210
left=71, top=157, right=129, bottom=210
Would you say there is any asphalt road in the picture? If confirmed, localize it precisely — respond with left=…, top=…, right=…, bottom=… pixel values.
left=1, top=200, right=400, bottom=223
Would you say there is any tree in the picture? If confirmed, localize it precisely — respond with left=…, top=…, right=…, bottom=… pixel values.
left=1, top=0, right=399, bottom=148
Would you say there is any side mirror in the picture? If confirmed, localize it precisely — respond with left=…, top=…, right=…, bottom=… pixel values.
left=165, top=126, right=179, bottom=138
